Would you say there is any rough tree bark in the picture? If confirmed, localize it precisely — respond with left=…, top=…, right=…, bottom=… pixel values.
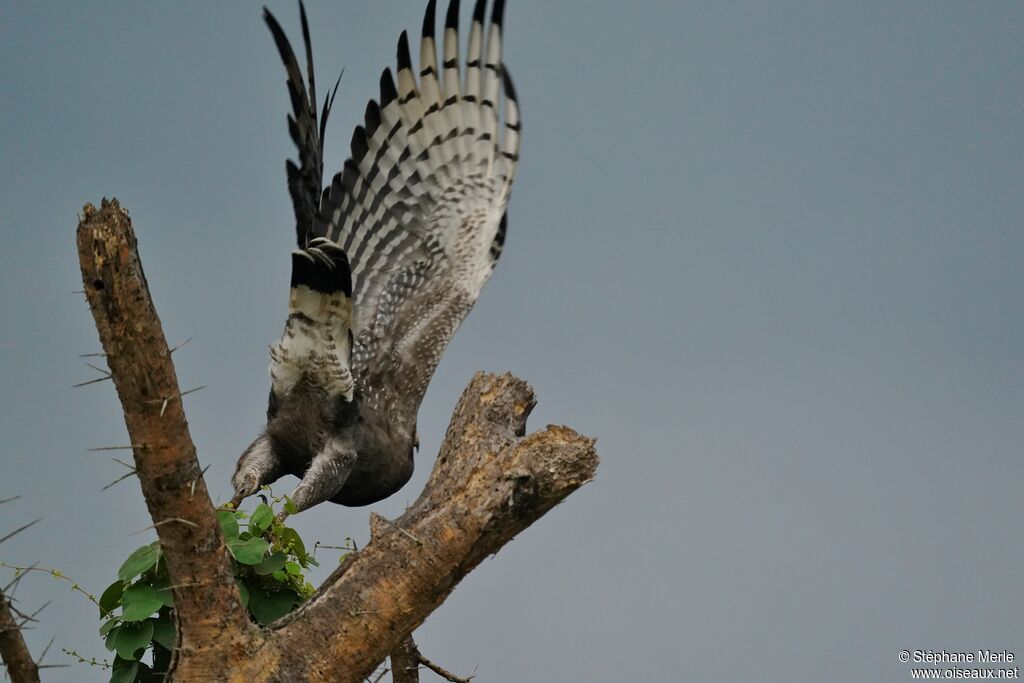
left=71, top=199, right=598, bottom=682
left=389, top=635, right=421, bottom=683
left=0, top=587, right=40, bottom=683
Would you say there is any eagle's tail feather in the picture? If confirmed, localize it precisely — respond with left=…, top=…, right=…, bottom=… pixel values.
left=290, top=238, right=353, bottom=297
left=270, top=239, right=355, bottom=402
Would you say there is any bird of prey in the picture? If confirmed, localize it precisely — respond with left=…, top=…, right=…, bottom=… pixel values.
left=231, top=0, right=520, bottom=514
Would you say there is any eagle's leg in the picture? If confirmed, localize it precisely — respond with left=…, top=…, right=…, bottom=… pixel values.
left=283, top=439, right=358, bottom=517
left=230, top=433, right=283, bottom=508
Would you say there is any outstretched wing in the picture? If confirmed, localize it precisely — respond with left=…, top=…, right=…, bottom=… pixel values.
left=264, top=3, right=341, bottom=247
left=313, top=0, right=521, bottom=418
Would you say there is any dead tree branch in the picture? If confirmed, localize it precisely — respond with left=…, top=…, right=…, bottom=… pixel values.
left=0, top=586, right=39, bottom=683
left=269, top=373, right=597, bottom=681
left=76, top=200, right=255, bottom=668
left=390, top=635, right=421, bottom=683
left=417, top=655, right=475, bottom=683
left=75, top=199, right=598, bottom=681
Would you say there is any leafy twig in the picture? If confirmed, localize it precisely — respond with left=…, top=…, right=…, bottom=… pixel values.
left=0, top=563, right=101, bottom=612
left=61, top=648, right=111, bottom=670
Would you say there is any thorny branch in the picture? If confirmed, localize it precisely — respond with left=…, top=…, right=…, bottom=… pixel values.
left=77, top=199, right=253, bottom=667
left=417, top=654, right=476, bottom=683
left=390, top=634, right=475, bottom=683
left=0, top=586, right=40, bottom=683
left=0, top=510, right=42, bottom=683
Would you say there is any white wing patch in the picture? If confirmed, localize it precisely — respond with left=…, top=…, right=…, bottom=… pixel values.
left=269, top=283, right=355, bottom=402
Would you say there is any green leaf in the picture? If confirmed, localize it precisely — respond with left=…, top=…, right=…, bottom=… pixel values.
left=99, top=617, right=119, bottom=637
left=278, top=527, right=306, bottom=562
left=271, top=570, right=286, bottom=582
left=112, top=619, right=153, bottom=660
left=250, top=503, right=273, bottom=533
left=120, top=584, right=163, bottom=621
left=285, top=561, right=302, bottom=576
left=248, top=587, right=301, bottom=625
left=236, top=580, right=250, bottom=609
left=104, top=625, right=120, bottom=651
left=283, top=498, right=298, bottom=515
left=151, top=575, right=173, bottom=602
left=151, top=617, right=176, bottom=650
left=109, top=658, right=139, bottom=683
left=218, top=510, right=240, bottom=540
left=117, top=543, right=161, bottom=582
left=253, top=551, right=287, bottom=576
left=99, top=580, right=126, bottom=617
left=228, top=536, right=270, bottom=565
left=151, top=575, right=174, bottom=608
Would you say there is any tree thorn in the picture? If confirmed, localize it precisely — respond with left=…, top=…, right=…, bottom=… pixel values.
left=100, top=470, right=138, bottom=491
left=168, top=336, right=194, bottom=355
left=0, top=518, right=42, bottom=546
left=131, top=517, right=198, bottom=535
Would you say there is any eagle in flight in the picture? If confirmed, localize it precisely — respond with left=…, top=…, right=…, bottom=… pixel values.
left=230, top=0, right=520, bottom=514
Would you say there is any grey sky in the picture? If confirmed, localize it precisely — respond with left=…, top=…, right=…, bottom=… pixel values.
left=2, top=1, right=1022, bottom=681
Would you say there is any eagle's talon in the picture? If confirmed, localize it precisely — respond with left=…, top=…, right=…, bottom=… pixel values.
left=230, top=488, right=249, bottom=506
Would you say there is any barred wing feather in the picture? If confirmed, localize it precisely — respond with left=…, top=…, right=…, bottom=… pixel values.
left=312, top=0, right=521, bottom=415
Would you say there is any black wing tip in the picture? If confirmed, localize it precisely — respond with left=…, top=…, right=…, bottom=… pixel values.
left=320, top=70, right=342, bottom=136
left=340, top=158, right=361, bottom=192
left=472, top=0, right=486, bottom=24
left=350, top=125, right=369, bottom=163
left=422, top=0, right=438, bottom=39
left=492, top=0, right=506, bottom=27
left=291, top=243, right=352, bottom=297
left=364, top=99, right=382, bottom=136
left=263, top=6, right=288, bottom=47
left=298, top=0, right=315, bottom=96
left=397, top=30, right=413, bottom=72
left=263, top=3, right=306, bottom=99
left=445, top=0, right=461, bottom=30
left=380, top=68, right=398, bottom=105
